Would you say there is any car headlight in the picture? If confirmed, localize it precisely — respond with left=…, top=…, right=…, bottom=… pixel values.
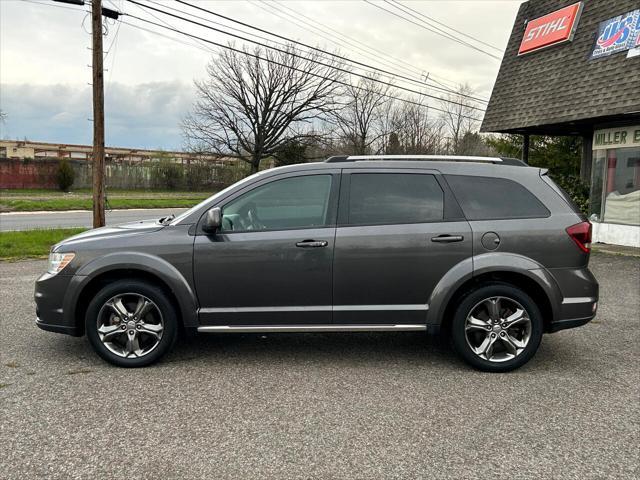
left=47, top=252, right=75, bottom=275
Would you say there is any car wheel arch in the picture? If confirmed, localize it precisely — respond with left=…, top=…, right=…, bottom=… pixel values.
left=428, top=252, right=561, bottom=335
left=434, top=269, right=557, bottom=336
left=64, top=252, right=198, bottom=335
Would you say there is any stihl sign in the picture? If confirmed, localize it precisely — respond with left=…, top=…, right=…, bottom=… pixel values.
left=518, top=2, right=583, bottom=55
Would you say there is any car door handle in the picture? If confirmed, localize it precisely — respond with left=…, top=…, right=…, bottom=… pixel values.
left=296, top=240, right=328, bottom=248
left=431, top=234, right=464, bottom=243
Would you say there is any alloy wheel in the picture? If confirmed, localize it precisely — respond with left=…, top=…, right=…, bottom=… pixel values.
left=96, top=293, right=164, bottom=359
left=464, top=296, right=532, bottom=363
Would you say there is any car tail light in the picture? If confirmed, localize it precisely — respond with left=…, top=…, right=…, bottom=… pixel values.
left=566, top=221, right=592, bottom=253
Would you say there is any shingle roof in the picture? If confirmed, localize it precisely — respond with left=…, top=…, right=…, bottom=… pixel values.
left=481, top=0, right=640, bottom=134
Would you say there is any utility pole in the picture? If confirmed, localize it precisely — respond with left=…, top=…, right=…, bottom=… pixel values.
left=55, top=0, right=118, bottom=227
left=91, top=0, right=106, bottom=227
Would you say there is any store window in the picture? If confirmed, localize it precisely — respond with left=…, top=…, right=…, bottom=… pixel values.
left=591, top=140, right=640, bottom=226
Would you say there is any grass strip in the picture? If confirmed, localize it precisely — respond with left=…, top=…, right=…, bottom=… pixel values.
left=0, top=228, right=87, bottom=261
left=0, top=197, right=208, bottom=212
left=1, top=189, right=212, bottom=197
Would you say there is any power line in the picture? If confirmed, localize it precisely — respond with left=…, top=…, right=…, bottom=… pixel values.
left=252, top=0, right=448, bottom=97
left=382, top=0, right=482, bottom=50
left=131, top=0, right=442, bottom=101
left=143, top=0, right=442, bottom=99
left=119, top=14, right=483, bottom=122
left=144, top=0, right=294, bottom=51
left=270, top=0, right=426, bottom=77
left=391, top=0, right=503, bottom=52
left=254, top=0, right=484, bottom=102
left=167, top=0, right=488, bottom=105
left=19, top=0, right=88, bottom=12
left=157, top=0, right=473, bottom=97
left=269, top=0, right=473, bottom=95
left=363, top=0, right=501, bottom=60
left=123, top=0, right=486, bottom=112
left=105, top=16, right=122, bottom=86
left=267, top=1, right=479, bottom=97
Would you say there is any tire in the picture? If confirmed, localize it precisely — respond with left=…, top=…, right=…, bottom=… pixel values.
left=450, top=282, right=543, bottom=372
left=85, top=280, right=178, bottom=367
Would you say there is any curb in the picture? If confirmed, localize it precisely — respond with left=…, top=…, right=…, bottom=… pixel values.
left=592, top=244, right=640, bottom=258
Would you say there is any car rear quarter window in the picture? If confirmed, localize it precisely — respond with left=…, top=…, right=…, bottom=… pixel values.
left=347, top=173, right=444, bottom=225
left=541, top=173, right=582, bottom=214
left=445, top=174, right=550, bottom=220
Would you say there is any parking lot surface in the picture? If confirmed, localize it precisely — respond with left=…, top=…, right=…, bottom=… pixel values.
left=1, top=253, right=638, bottom=479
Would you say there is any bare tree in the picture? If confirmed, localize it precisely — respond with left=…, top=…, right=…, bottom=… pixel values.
left=183, top=45, right=344, bottom=174
left=439, top=83, right=480, bottom=154
left=393, top=99, right=444, bottom=154
left=332, top=76, right=393, bottom=155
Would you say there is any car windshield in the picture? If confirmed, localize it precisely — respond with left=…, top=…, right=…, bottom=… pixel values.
left=169, top=169, right=267, bottom=225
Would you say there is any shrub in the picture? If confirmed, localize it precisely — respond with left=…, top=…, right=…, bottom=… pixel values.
left=56, top=159, right=75, bottom=191
left=150, top=160, right=184, bottom=190
left=215, top=162, right=250, bottom=186
left=185, top=162, right=215, bottom=191
left=273, top=140, right=307, bottom=166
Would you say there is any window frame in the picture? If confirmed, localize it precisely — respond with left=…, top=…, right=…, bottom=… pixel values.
left=198, top=170, right=342, bottom=235
left=337, top=168, right=464, bottom=227
left=443, top=174, right=551, bottom=221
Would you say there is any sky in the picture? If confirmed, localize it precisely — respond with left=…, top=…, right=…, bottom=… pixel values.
left=0, top=0, right=524, bottom=150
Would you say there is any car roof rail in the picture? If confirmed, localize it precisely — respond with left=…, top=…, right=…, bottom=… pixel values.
left=325, top=155, right=350, bottom=163
left=324, top=154, right=527, bottom=166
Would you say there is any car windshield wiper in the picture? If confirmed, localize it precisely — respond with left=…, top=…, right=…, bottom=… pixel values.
left=158, top=214, right=175, bottom=225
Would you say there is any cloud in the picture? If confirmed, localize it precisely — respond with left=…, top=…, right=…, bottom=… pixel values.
left=0, top=81, right=195, bottom=149
left=0, top=0, right=524, bottom=148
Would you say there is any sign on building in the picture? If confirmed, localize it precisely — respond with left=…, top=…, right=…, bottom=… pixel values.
left=591, top=9, right=640, bottom=59
left=593, top=126, right=640, bottom=150
left=518, top=2, right=583, bottom=55
left=627, top=32, right=640, bottom=58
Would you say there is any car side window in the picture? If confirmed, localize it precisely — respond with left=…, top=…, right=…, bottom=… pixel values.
left=346, top=173, right=444, bottom=225
left=221, top=174, right=333, bottom=232
left=445, top=174, right=550, bottom=220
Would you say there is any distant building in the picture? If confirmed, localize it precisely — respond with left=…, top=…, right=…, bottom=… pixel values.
left=0, top=140, right=240, bottom=189
left=481, top=0, right=640, bottom=247
left=0, top=139, right=230, bottom=165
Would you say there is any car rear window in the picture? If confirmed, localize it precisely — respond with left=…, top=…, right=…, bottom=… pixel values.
left=347, top=173, right=444, bottom=225
left=445, top=174, right=550, bottom=220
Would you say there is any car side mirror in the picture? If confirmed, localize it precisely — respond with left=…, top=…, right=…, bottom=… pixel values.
left=202, top=207, right=222, bottom=233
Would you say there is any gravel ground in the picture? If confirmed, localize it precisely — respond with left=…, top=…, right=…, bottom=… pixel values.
left=1, top=253, right=638, bottom=479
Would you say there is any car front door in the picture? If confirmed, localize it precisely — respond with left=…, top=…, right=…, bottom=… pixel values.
left=193, top=170, right=340, bottom=326
left=332, top=168, right=472, bottom=325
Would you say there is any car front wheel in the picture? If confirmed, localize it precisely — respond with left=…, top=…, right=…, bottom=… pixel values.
left=451, top=283, right=543, bottom=372
left=85, top=280, right=178, bottom=367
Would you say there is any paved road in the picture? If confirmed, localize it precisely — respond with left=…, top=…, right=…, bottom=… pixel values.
left=0, top=208, right=188, bottom=231
left=1, top=254, right=638, bottom=479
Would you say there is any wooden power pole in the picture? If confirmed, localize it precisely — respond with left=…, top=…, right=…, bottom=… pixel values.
left=91, top=0, right=106, bottom=227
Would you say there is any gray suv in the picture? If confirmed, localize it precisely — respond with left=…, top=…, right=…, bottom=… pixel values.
left=35, top=155, right=598, bottom=372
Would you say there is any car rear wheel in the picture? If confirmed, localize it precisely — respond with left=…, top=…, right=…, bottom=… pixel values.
left=451, top=283, right=543, bottom=372
left=85, top=280, right=178, bottom=367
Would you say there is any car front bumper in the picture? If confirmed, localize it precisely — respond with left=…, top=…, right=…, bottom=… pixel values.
left=34, top=272, right=81, bottom=337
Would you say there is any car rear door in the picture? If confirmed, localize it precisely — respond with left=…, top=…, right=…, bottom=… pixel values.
left=332, top=167, right=472, bottom=324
